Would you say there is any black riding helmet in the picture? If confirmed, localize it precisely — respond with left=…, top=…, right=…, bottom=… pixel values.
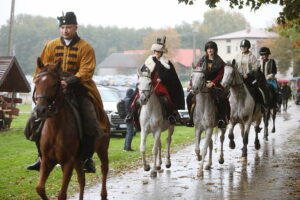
left=259, top=47, right=271, bottom=55
left=205, top=41, right=218, bottom=52
left=240, top=39, right=251, bottom=48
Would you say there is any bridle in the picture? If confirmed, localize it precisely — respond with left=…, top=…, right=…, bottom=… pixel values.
left=192, top=67, right=209, bottom=93
left=33, top=71, right=61, bottom=115
left=228, top=66, right=244, bottom=88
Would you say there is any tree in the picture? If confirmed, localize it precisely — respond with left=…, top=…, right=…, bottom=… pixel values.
left=261, top=25, right=300, bottom=76
left=178, top=0, right=300, bottom=27
left=175, top=9, right=248, bottom=51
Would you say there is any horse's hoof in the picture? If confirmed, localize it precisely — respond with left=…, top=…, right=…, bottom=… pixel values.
left=219, top=157, right=224, bottom=164
left=264, top=136, right=268, bottom=141
left=229, top=141, right=236, bottom=149
left=255, top=141, right=261, bottom=150
left=150, top=170, right=157, bottom=177
left=241, top=156, right=247, bottom=163
left=197, top=154, right=202, bottom=161
left=197, top=169, right=203, bottom=177
left=205, top=165, right=211, bottom=170
left=272, top=128, right=275, bottom=133
left=166, top=163, right=171, bottom=168
left=101, top=194, right=108, bottom=200
left=155, top=166, right=161, bottom=170
left=144, top=165, right=150, bottom=171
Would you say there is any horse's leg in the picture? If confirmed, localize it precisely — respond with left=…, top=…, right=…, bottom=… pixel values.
left=271, top=109, right=276, bottom=133
left=195, top=126, right=203, bottom=161
left=57, top=162, right=74, bottom=200
left=151, top=130, right=162, bottom=177
left=155, top=139, right=162, bottom=170
left=198, top=128, right=213, bottom=177
left=97, top=137, right=109, bottom=200
left=219, top=128, right=226, bottom=164
left=205, top=137, right=213, bottom=170
left=241, top=123, right=251, bottom=160
left=140, top=130, right=150, bottom=171
left=36, top=160, right=55, bottom=200
left=263, top=108, right=270, bottom=141
left=228, top=123, right=236, bottom=149
left=166, top=125, right=174, bottom=168
left=74, top=161, right=85, bottom=200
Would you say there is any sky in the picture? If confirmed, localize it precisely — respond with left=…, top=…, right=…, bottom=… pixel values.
left=0, top=0, right=282, bottom=29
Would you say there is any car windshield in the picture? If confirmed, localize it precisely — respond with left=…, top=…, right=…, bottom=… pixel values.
left=99, top=89, right=120, bottom=102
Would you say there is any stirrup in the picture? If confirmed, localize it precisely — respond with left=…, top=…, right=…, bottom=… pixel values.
left=83, top=158, right=96, bottom=173
left=168, top=115, right=176, bottom=125
left=27, top=157, right=41, bottom=171
left=217, top=120, right=226, bottom=128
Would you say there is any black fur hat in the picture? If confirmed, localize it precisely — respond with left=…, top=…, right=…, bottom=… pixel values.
left=57, top=12, right=77, bottom=27
left=205, top=41, right=218, bottom=52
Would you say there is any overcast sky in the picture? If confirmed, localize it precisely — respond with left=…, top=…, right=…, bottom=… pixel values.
left=1, top=0, right=282, bottom=29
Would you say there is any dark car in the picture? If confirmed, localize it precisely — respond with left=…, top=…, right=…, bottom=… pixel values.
left=296, top=89, right=300, bottom=105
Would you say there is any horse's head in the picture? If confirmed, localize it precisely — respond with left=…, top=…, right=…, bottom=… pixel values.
left=137, top=65, right=152, bottom=105
left=221, top=59, right=242, bottom=90
left=33, top=57, right=62, bottom=119
left=191, top=65, right=206, bottom=94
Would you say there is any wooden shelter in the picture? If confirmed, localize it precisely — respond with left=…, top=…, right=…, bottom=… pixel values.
left=0, top=56, right=31, bottom=129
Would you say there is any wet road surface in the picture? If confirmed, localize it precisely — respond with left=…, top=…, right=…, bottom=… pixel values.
left=71, top=103, right=300, bottom=200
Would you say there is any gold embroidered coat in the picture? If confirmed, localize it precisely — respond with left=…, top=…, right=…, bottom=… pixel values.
left=33, top=35, right=109, bottom=132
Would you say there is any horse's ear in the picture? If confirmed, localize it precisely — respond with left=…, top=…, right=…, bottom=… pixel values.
left=192, top=62, right=196, bottom=70
left=55, top=59, right=62, bottom=71
left=37, top=57, right=44, bottom=69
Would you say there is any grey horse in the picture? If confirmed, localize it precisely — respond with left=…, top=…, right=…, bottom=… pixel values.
left=137, top=70, right=174, bottom=177
left=191, top=66, right=226, bottom=177
left=221, top=60, right=262, bottom=160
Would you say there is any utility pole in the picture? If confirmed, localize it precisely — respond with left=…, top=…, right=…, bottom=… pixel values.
left=7, top=0, right=15, bottom=56
left=192, top=30, right=196, bottom=66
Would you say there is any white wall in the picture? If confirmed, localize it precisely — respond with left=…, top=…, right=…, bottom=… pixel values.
left=214, top=39, right=260, bottom=63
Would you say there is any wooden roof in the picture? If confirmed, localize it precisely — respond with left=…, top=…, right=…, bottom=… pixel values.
left=0, top=56, right=31, bottom=93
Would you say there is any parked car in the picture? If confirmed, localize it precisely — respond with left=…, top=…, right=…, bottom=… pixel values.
left=177, top=88, right=190, bottom=125
left=295, top=89, right=300, bottom=105
left=97, top=85, right=127, bottom=137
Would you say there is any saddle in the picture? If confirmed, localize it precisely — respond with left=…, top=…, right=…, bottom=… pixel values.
left=24, top=89, right=83, bottom=142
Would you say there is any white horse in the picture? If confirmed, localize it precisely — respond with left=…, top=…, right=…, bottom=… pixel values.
left=221, top=60, right=262, bottom=159
left=137, top=70, right=174, bottom=177
left=191, top=66, right=226, bottom=177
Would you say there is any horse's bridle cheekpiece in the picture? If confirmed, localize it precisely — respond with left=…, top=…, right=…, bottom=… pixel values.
left=33, top=71, right=61, bottom=116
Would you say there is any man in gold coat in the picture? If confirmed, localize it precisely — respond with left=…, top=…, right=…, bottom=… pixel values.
left=26, top=12, right=109, bottom=173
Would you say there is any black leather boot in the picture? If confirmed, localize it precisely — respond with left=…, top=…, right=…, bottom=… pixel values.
left=27, top=142, right=41, bottom=171
left=83, top=158, right=96, bottom=173
left=27, top=157, right=41, bottom=171
left=82, top=135, right=96, bottom=173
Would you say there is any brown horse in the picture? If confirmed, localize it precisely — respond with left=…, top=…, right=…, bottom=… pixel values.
left=33, top=58, right=110, bottom=200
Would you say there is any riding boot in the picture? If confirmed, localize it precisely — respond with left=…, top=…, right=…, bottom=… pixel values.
left=216, top=97, right=228, bottom=129
left=186, top=92, right=194, bottom=127
left=27, top=141, right=41, bottom=171
left=82, top=135, right=96, bottom=173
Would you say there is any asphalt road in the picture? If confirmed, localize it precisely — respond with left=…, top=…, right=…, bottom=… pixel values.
left=71, top=102, right=300, bottom=200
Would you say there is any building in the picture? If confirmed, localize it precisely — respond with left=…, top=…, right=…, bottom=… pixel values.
left=97, top=49, right=201, bottom=84
left=210, top=28, right=278, bottom=63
